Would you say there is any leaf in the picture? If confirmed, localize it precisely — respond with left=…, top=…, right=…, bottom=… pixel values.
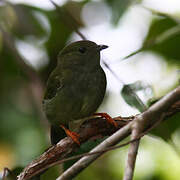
left=121, top=81, right=154, bottom=112
left=12, top=4, right=48, bottom=39
left=149, top=96, right=180, bottom=146
left=151, top=112, right=180, bottom=142
left=105, top=0, right=132, bottom=25
left=124, top=14, right=180, bottom=65
left=143, top=16, right=180, bottom=65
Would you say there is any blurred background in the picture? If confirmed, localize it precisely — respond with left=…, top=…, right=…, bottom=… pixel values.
left=0, top=0, right=180, bottom=179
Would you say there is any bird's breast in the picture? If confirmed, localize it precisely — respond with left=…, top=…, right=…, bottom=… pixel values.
left=44, top=67, right=106, bottom=125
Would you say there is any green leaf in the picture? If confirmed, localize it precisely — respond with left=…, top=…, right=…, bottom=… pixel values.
left=143, top=16, right=180, bottom=65
left=105, top=0, right=132, bottom=25
left=12, top=4, right=48, bottom=39
left=121, top=81, right=153, bottom=112
left=151, top=112, right=180, bottom=142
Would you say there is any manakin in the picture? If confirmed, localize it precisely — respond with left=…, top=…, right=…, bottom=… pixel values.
left=43, top=40, right=117, bottom=145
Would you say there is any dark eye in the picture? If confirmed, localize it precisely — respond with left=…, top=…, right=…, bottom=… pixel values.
left=78, top=47, right=87, bottom=54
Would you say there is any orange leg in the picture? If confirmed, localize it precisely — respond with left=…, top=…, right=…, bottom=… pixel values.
left=94, top=113, right=118, bottom=128
left=60, top=125, right=80, bottom=145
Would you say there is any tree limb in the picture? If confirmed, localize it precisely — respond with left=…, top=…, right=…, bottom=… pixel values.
left=123, top=117, right=141, bottom=180
left=57, top=86, right=180, bottom=180
left=17, top=116, right=131, bottom=180
left=17, top=86, right=180, bottom=180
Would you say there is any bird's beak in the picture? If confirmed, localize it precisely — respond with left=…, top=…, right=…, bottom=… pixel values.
left=97, top=44, right=108, bottom=51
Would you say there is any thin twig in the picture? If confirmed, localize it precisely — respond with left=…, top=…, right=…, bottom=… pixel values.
left=103, top=61, right=147, bottom=111
left=123, top=116, right=142, bottom=180
left=124, top=140, right=140, bottom=180
left=123, top=80, right=147, bottom=180
left=50, top=0, right=146, bottom=112
left=50, top=0, right=86, bottom=40
left=123, top=108, right=167, bottom=180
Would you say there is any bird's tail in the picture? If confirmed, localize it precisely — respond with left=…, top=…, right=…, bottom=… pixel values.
left=50, top=125, right=66, bottom=145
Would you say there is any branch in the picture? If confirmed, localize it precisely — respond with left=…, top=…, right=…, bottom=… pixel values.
left=17, top=87, right=180, bottom=180
left=50, top=0, right=147, bottom=117
left=102, top=61, right=147, bottom=110
left=49, top=0, right=146, bottom=113
left=122, top=86, right=180, bottom=180
left=50, top=0, right=86, bottom=40
left=123, top=118, right=141, bottom=180
left=17, top=116, right=131, bottom=180
left=57, top=86, right=180, bottom=180
left=123, top=89, right=180, bottom=180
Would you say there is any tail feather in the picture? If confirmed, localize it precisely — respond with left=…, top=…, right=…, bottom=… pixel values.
left=50, top=125, right=66, bottom=145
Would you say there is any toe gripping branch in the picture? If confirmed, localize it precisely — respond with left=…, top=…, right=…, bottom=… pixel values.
left=60, top=125, right=80, bottom=145
left=60, top=113, right=118, bottom=145
left=94, top=113, right=118, bottom=128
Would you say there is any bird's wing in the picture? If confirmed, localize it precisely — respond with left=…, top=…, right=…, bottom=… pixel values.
left=43, top=71, right=63, bottom=100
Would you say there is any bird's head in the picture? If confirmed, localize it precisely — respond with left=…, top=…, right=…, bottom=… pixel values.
left=57, top=40, right=108, bottom=68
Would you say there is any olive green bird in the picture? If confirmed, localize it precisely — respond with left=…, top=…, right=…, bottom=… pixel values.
left=43, top=40, right=117, bottom=145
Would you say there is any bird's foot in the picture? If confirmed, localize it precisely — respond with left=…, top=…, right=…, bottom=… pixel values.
left=60, top=125, right=80, bottom=145
left=94, top=113, right=118, bottom=128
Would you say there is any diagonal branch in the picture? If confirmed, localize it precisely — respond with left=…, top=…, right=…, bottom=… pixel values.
left=50, top=0, right=86, bottom=40
left=17, top=116, right=131, bottom=180
left=56, top=86, right=180, bottom=180
left=17, top=87, right=180, bottom=180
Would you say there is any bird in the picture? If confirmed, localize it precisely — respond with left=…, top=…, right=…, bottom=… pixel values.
left=43, top=40, right=117, bottom=145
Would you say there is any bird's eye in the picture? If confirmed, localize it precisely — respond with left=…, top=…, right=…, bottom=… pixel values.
left=78, top=47, right=87, bottom=54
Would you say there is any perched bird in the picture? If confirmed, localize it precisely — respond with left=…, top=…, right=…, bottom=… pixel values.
left=43, top=40, right=117, bottom=145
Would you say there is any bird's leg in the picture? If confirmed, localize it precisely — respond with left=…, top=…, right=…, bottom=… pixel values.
left=60, top=125, right=80, bottom=145
left=94, top=113, right=118, bottom=128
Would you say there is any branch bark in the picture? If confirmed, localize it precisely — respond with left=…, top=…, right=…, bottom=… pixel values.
left=123, top=121, right=141, bottom=180
left=57, top=86, right=180, bottom=180
left=17, top=117, right=131, bottom=180
left=17, top=86, right=180, bottom=180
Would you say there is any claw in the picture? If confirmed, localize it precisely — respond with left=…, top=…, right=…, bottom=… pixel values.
left=94, top=113, right=118, bottom=128
left=60, top=125, right=80, bottom=145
